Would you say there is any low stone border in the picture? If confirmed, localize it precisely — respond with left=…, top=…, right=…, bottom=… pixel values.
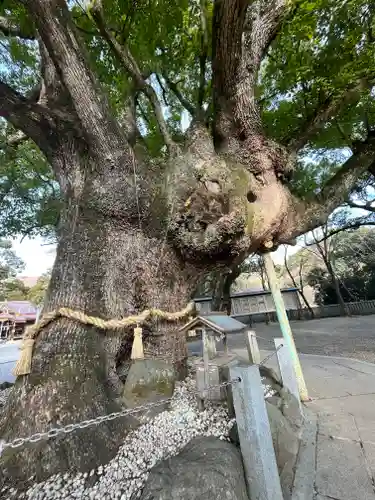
left=292, top=408, right=317, bottom=500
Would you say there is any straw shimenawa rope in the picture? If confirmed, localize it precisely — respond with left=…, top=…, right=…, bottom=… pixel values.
left=13, top=302, right=196, bottom=377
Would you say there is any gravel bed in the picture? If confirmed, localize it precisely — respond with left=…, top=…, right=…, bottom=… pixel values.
left=2, top=376, right=235, bottom=500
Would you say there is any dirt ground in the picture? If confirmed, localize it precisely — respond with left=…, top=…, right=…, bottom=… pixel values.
left=188, top=315, right=375, bottom=363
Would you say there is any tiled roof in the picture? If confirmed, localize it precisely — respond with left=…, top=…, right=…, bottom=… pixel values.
left=179, top=314, right=247, bottom=334
left=0, top=301, right=37, bottom=322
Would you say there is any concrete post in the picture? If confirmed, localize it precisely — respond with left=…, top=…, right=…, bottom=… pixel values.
left=230, top=364, right=283, bottom=500
left=204, top=330, right=217, bottom=360
left=202, top=329, right=209, bottom=392
left=274, top=338, right=303, bottom=414
left=245, top=330, right=260, bottom=365
left=263, top=252, right=309, bottom=401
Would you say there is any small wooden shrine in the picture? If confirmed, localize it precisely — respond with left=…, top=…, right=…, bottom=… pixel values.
left=180, top=314, right=247, bottom=407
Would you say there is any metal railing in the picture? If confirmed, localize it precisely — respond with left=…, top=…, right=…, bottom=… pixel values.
left=0, top=378, right=242, bottom=457
left=0, top=342, right=283, bottom=457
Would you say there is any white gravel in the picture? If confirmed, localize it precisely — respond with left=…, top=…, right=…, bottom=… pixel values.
left=2, top=376, right=236, bottom=500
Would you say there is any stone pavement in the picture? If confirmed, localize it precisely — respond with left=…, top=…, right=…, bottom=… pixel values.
left=232, top=348, right=375, bottom=500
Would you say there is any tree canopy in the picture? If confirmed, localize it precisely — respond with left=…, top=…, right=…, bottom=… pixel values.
left=307, top=227, right=375, bottom=304
left=27, top=270, right=50, bottom=305
left=0, top=239, right=25, bottom=300
left=1, top=0, right=375, bottom=241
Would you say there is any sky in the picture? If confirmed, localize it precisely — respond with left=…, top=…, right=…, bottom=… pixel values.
left=12, top=236, right=56, bottom=277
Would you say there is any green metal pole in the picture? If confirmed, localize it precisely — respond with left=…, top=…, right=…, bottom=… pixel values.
left=263, top=252, right=309, bottom=401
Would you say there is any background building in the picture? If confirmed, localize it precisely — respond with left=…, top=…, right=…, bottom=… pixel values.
left=0, top=301, right=38, bottom=340
left=194, top=287, right=301, bottom=324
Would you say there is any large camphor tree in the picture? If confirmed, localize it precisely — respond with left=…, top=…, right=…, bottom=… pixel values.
left=1, top=0, right=375, bottom=485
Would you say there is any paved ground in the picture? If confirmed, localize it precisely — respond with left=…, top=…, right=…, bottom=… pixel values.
left=188, top=314, right=375, bottom=500
left=231, top=348, right=375, bottom=500
left=188, top=313, right=375, bottom=499
left=3, top=321, right=375, bottom=498
left=0, top=340, right=20, bottom=383
left=200, top=315, right=375, bottom=363
left=304, top=356, right=375, bottom=500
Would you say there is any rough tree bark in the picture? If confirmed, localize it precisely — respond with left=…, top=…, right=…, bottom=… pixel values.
left=0, top=0, right=373, bottom=487
left=211, top=264, right=243, bottom=315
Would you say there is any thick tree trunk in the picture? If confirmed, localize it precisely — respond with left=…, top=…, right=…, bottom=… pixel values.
left=211, top=269, right=236, bottom=316
left=0, top=159, right=199, bottom=486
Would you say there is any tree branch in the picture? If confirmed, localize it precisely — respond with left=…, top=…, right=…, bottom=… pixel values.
left=0, top=80, right=54, bottom=154
left=336, top=120, right=353, bottom=148
left=0, top=16, right=35, bottom=40
left=0, top=130, right=27, bottom=149
left=287, top=79, right=373, bottom=153
left=119, top=90, right=141, bottom=147
left=90, top=1, right=177, bottom=155
left=25, top=0, right=133, bottom=167
left=162, top=74, right=196, bottom=117
left=280, top=131, right=375, bottom=242
left=212, top=0, right=293, bottom=144
left=212, top=0, right=250, bottom=142
left=155, top=74, right=170, bottom=106
left=198, top=0, right=209, bottom=109
left=347, top=200, right=375, bottom=213
left=311, top=220, right=375, bottom=243
left=320, top=132, right=375, bottom=205
left=244, top=0, right=292, bottom=71
left=284, top=245, right=297, bottom=286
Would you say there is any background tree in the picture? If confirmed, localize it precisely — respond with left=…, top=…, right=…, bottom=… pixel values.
left=281, top=205, right=375, bottom=312
left=1, top=0, right=375, bottom=485
left=283, top=245, right=315, bottom=317
left=248, top=255, right=270, bottom=290
left=308, top=227, right=375, bottom=304
left=306, top=223, right=349, bottom=315
left=0, top=239, right=25, bottom=301
left=0, top=279, right=29, bottom=301
left=27, top=270, right=51, bottom=306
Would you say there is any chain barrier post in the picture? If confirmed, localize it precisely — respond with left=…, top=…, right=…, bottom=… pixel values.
left=258, top=344, right=283, bottom=366
left=263, top=252, right=309, bottom=401
left=245, top=330, right=261, bottom=365
left=0, top=379, right=239, bottom=453
left=230, top=364, right=283, bottom=500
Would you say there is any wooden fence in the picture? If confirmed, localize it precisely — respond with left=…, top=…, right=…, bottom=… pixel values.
left=287, top=299, right=375, bottom=321
left=238, top=299, right=375, bottom=325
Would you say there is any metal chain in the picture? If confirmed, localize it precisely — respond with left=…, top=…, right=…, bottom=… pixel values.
left=259, top=343, right=283, bottom=366
left=202, top=378, right=239, bottom=393
left=0, top=345, right=287, bottom=455
left=253, top=334, right=276, bottom=345
left=0, top=378, right=240, bottom=455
